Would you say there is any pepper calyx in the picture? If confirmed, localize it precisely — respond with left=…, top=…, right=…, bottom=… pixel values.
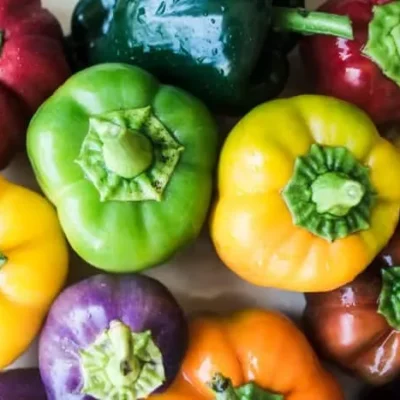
left=209, top=373, right=284, bottom=400
left=80, top=320, right=165, bottom=400
left=363, top=2, right=400, bottom=87
left=282, top=144, right=376, bottom=242
left=378, top=267, right=400, bottom=331
left=75, top=106, right=184, bottom=202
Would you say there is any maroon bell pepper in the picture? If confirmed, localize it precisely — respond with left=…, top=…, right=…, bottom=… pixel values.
left=301, top=0, right=400, bottom=126
left=0, top=0, right=70, bottom=168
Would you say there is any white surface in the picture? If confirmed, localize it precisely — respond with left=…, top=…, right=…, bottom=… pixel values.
left=5, top=0, right=362, bottom=398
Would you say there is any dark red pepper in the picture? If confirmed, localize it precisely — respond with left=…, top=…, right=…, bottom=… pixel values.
left=304, top=225, right=400, bottom=386
left=0, top=0, right=71, bottom=169
left=300, top=0, right=400, bottom=126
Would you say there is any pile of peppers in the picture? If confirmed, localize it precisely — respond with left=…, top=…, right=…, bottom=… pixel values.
left=3, top=0, right=400, bottom=399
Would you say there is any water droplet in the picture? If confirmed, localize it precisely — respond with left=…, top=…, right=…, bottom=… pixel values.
left=211, top=18, right=215, bottom=24
left=212, top=48, right=218, bottom=56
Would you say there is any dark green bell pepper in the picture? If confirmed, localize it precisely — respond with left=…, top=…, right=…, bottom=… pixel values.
left=27, top=63, right=218, bottom=273
left=69, top=0, right=353, bottom=113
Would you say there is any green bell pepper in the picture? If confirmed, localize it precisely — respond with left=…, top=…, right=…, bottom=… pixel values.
left=69, top=0, right=353, bottom=114
left=27, top=63, right=218, bottom=273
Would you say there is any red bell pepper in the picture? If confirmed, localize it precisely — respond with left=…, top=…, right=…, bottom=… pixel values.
left=300, top=0, right=400, bottom=126
left=0, top=0, right=70, bottom=169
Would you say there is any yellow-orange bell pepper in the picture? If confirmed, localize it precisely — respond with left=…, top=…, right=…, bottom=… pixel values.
left=211, top=95, right=400, bottom=292
left=0, top=176, right=68, bottom=368
left=150, top=309, right=344, bottom=400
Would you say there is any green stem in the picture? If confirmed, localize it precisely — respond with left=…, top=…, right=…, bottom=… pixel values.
left=362, top=2, right=400, bottom=87
left=210, top=374, right=284, bottom=400
left=378, top=267, right=400, bottom=331
left=0, top=252, right=7, bottom=269
left=79, top=320, right=165, bottom=400
left=282, top=144, right=375, bottom=242
left=75, top=107, right=184, bottom=202
left=311, top=172, right=365, bottom=217
left=91, top=117, right=154, bottom=179
left=272, top=7, right=354, bottom=40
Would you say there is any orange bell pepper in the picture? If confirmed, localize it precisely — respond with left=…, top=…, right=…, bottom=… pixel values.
left=0, top=176, right=68, bottom=368
left=150, top=309, right=344, bottom=400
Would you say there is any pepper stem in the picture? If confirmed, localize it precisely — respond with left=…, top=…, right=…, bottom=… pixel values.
left=80, top=320, right=165, bottom=399
left=362, top=2, right=400, bottom=87
left=311, top=172, right=365, bottom=217
left=91, top=117, right=154, bottom=179
left=209, top=374, right=284, bottom=400
left=0, top=252, right=8, bottom=269
left=378, top=267, right=400, bottom=331
left=106, top=321, right=141, bottom=385
left=272, top=7, right=354, bottom=40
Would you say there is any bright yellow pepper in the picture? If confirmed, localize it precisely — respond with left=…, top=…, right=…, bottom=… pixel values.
left=211, top=95, right=400, bottom=292
left=0, top=176, right=68, bottom=368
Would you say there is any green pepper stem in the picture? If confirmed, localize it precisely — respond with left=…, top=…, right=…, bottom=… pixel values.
left=209, top=374, right=284, bottom=400
left=362, top=2, right=400, bottom=87
left=272, top=7, right=354, bottom=40
left=80, top=320, right=165, bottom=399
left=311, top=172, right=366, bottom=217
left=91, top=117, right=154, bottom=179
left=378, top=267, right=400, bottom=331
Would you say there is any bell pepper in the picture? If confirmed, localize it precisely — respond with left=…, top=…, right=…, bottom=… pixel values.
left=211, top=95, right=400, bottom=292
left=69, top=0, right=357, bottom=113
left=149, top=309, right=344, bottom=400
left=0, top=0, right=71, bottom=169
left=27, top=63, right=218, bottom=273
left=301, top=0, right=400, bottom=126
left=0, top=176, right=68, bottom=369
left=304, top=227, right=400, bottom=385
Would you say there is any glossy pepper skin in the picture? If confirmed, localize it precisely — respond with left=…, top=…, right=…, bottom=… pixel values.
left=27, top=63, right=218, bottom=273
left=211, top=95, right=400, bottom=292
left=149, top=309, right=344, bottom=400
left=69, top=0, right=303, bottom=114
left=304, top=227, right=400, bottom=385
left=0, top=176, right=68, bottom=369
left=0, top=0, right=70, bottom=169
left=39, top=274, right=188, bottom=400
left=301, top=0, right=400, bottom=125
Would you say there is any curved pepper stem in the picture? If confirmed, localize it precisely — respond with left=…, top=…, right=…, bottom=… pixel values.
left=79, top=320, right=165, bottom=400
left=311, top=172, right=365, bottom=217
left=272, top=7, right=354, bottom=39
left=210, top=373, right=284, bottom=400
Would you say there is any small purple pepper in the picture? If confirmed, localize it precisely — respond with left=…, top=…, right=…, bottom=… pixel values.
left=38, top=274, right=188, bottom=400
left=0, top=368, right=46, bottom=400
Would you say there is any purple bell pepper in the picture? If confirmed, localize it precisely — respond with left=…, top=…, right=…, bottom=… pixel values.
left=38, top=274, right=188, bottom=400
left=0, top=368, right=46, bottom=400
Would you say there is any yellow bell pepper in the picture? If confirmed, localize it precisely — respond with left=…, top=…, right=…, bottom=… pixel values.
left=211, top=95, right=400, bottom=292
left=0, top=176, right=68, bottom=368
